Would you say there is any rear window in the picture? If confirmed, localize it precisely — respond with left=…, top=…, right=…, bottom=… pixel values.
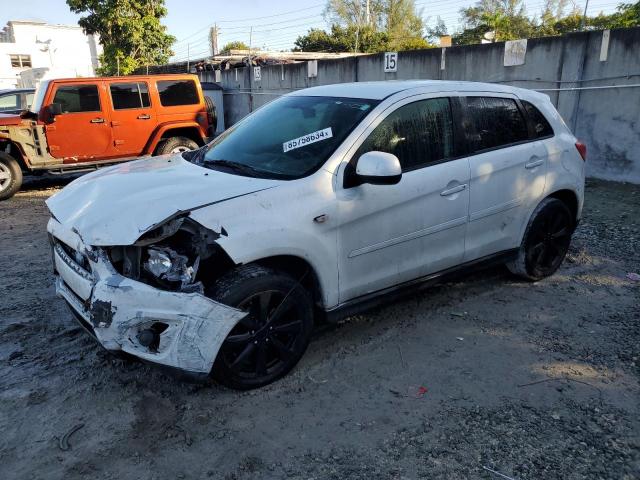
left=157, top=80, right=199, bottom=107
left=110, top=82, right=150, bottom=109
left=53, top=84, right=100, bottom=113
left=522, top=100, right=554, bottom=138
left=465, top=96, right=528, bottom=152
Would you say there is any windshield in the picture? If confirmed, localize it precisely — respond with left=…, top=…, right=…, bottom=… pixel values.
left=196, top=95, right=378, bottom=179
left=30, top=80, right=50, bottom=114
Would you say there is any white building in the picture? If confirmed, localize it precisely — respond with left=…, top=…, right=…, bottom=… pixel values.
left=0, top=20, right=101, bottom=89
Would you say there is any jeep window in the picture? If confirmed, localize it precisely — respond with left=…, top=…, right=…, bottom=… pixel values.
left=522, top=100, right=554, bottom=138
left=52, top=84, right=101, bottom=113
left=110, top=82, right=150, bottom=109
left=157, top=80, right=199, bottom=106
left=356, top=98, right=454, bottom=171
left=0, top=93, right=19, bottom=112
left=465, top=96, right=528, bottom=152
left=198, top=96, right=378, bottom=179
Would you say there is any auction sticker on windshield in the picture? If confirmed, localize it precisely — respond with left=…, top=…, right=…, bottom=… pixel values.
left=283, top=128, right=333, bottom=153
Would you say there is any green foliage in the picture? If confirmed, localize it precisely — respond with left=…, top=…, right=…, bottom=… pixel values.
left=220, top=41, right=250, bottom=55
left=294, top=25, right=390, bottom=53
left=66, top=0, right=175, bottom=75
left=296, top=0, right=430, bottom=53
left=452, top=0, right=640, bottom=45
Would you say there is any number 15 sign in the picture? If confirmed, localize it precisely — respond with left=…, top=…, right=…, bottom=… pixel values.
left=384, top=52, right=398, bottom=72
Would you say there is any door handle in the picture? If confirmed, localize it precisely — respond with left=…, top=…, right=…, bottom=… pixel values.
left=525, top=159, right=544, bottom=169
left=90, top=117, right=105, bottom=123
left=440, top=184, right=467, bottom=196
left=137, top=114, right=151, bottom=120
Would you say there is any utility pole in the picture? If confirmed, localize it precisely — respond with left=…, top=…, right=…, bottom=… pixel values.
left=187, top=43, right=190, bottom=72
left=210, top=24, right=219, bottom=56
left=365, top=0, right=370, bottom=25
left=580, top=0, right=590, bottom=30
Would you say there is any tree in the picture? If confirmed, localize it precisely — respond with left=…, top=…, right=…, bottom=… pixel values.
left=456, top=0, right=535, bottom=44
left=425, top=17, right=448, bottom=44
left=220, top=41, right=250, bottom=55
left=66, top=0, right=175, bottom=75
left=297, top=0, right=429, bottom=53
left=294, top=24, right=389, bottom=53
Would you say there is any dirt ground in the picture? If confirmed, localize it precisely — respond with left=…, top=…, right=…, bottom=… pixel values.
left=0, top=175, right=638, bottom=480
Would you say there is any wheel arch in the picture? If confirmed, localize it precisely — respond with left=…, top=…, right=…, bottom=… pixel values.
left=146, top=123, right=206, bottom=154
left=0, top=140, right=29, bottom=171
left=250, top=255, right=325, bottom=312
left=547, top=188, right=580, bottom=225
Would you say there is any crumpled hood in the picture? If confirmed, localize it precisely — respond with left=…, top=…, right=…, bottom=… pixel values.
left=46, top=154, right=282, bottom=246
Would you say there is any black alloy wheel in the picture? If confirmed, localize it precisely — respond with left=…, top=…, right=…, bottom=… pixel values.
left=508, top=198, right=574, bottom=281
left=209, top=265, right=314, bottom=389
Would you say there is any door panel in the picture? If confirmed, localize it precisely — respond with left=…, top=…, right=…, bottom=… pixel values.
left=337, top=159, right=469, bottom=302
left=336, top=96, right=470, bottom=303
left=462, top=96, right=547, bottom=260
left=108, top=81, right=157, bottom=156
left=45, top=82, right=112, bottom=161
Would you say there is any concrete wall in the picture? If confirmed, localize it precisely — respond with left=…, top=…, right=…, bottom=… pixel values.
left=209, top=27, right=640, bottom=183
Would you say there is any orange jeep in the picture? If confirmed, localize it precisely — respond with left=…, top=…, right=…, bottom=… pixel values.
left=0, top=74, right=216, bottom=200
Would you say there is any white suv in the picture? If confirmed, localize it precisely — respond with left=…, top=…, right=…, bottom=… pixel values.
left=47, top=81, right=586, bottom=389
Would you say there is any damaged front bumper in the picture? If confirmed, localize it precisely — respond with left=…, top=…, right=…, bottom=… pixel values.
left=48, top=217, right=247, bottom=377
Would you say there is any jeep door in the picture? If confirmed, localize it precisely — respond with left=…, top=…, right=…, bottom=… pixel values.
left=460, top=95, right=547, bottom=261
left=336, top=96, right=470, bottom=302
left=107, top=80, right=157, bottom=156
left=45, top=81, right=112, bottom=160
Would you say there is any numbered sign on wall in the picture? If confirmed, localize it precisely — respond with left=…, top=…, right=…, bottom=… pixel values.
left=384, top=52, right=398, bottom=73
left=254, top=66, right=261, bottom=81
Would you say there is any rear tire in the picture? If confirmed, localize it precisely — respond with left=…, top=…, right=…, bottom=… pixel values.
left=0, top=152, right=23, bottom=201
left=208, top=264, right=314, bottom=390
left=507, top=198, right=574, bottom=281
left=154, top=136, right=199, bottom=155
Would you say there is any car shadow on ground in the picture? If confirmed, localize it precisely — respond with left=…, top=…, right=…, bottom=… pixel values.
left=20, top=172, right=83, bottom=192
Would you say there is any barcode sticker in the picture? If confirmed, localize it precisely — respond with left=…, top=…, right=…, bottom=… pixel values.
left=283, top=128, right=333, bottom=153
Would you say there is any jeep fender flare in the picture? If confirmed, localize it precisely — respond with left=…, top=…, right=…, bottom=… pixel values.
left=144, top=122, right=206, bottom=155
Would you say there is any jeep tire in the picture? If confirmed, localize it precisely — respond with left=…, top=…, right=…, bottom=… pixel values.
left=0, top=152, right=23, bottom=201
left=155, top=136, right=199, bottom=155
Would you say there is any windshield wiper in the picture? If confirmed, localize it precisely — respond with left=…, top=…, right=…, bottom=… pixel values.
left=203, top=159, right=268, bottom=177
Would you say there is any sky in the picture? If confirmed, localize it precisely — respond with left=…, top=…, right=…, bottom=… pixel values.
left=1, top=0, right=622, bottom=61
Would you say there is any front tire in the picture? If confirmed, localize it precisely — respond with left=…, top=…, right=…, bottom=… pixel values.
left=154, top=136, right=199, bottom=155
left=507, top=198, right=574, bottom=281
left=0, top=152, right=23, bottom=201
left=209, top=265, right=314, bottom=390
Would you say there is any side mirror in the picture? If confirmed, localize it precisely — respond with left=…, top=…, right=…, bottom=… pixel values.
left=47, top=103, right=62, bottom=117
left=355, top=151, right=402, bottom=185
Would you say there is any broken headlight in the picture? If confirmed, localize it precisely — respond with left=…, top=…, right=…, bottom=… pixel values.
left=108, top=217, right=229, bottom=294
left=143, top=246, right=201, bottom=291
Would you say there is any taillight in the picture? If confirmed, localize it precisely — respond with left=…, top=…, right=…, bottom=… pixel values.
left=575, top=141, right=587, bottom=161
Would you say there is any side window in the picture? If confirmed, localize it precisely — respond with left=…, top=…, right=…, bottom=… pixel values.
left=24, top=93, right=34, bottom=109
left=52, top=84, right=101, bottom=113
left=356, top=98, right=455, bottom=171
left=465, top=96, right=528, bottom=152
left=522, top=100, right=554, bottom=138
left=156, top=80, right=199, bottom=107
left=0, top=94, right=19, bottom=112
left=110, top=82, right=150, bottom=109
